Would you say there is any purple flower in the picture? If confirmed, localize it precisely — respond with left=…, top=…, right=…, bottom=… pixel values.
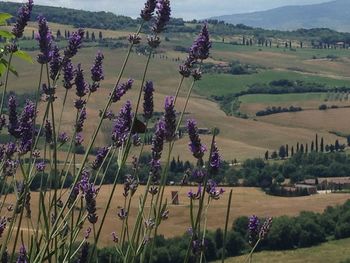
left=259, top=217, right=273, bottom=240
left=206, top=179, right=224, bottom=200
left=80, top=170, right=98, bottom=224
left=5, top=142, right=17, bottom=158
left=0, top=217, right=7, bottom=238
left=41, top=83, right=55, bottom=97
left=49, top=45, right=62, bottom=80
left=152, top=0, right=171, bottom=34
left=150, top=119, right=165, bottom=182
left=192, top=169, right=206, bottom=183
left=190, top=24, right=211, bottom=61
left=3, top=159, right=19, bottom=177
left=111, top=101, right=133, bottom=148
left=16, top=244, right=27, bottom=263
left=128, top=34, right=141, bottom=45
left=117, top=208, right=128, bottom=220
left=188, top=185, right=202, bottom=200
left=0, top=115, right=6, bottom=131
left=75, top=133, right=84, bottom=146
left=12, top=0, right=34, bottom=39
left=90, top=51, right=104, bottom=84
left=64, top=29, right=84, bottom=59
left=147, top=35, right=161, bottom=49
left=132, top=133, right=141, bottom=146
left=149, top=186, right=159, bottom=195
left=123, top=174, right=138, bottom=197
left=75, top=64, right=89, bottom=97
left=192, top=239, right=206, bottom=255
left=210, top=143, right=221, bottom=171
left=143, top=81, right=154, bottom=120
left=111, top=232, right=119, bottom=243
left=68, top=184, right=80, bottom=208
left=179, top=64, right=191, bottom=78
left=58, top=132, right=69, bottom=144
left=92, top=147, right=109, bottom=170
left=77, top=242, right=89, bottom=263
left=17, top=100, right=36, bottom=154
left=248, top=215, right=260, bottom=245
left=192, top=69, right=202, bottom=81
left=164, top=96, right=176, bottom=142
left=141, top=0, right=157, bottom=21
left=84, top=227, right=92, bottom=239
left=111, top=79, right=134, bottom=103
left=187, top=119, right=206, bottom=160
left=62, top=59, right=74, bottom=89
left=74, top=98, right=86, bottom=110
left=75, top=108, right=87, bottom=133
left=44, top=120, right=53, bottom=143
left=8, top=95, right=19, bottom=138
left=36, top=16, right=53, bottom=64
left=35, top=161, right=46, bottom=172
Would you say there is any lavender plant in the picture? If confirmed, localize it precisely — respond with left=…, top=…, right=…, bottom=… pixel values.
left=0, top=0, right=243, bottom=262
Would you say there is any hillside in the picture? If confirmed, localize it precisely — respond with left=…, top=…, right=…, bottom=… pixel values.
left=213, top=0, right=350, bottom=32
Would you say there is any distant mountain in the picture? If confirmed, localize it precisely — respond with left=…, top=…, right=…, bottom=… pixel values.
left=212, top=0, right=350, bottom=32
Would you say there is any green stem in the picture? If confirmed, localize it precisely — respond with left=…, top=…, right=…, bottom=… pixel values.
left=0, top=52, right=13, bottom=116
left=221, top=189, right=233, bottom=263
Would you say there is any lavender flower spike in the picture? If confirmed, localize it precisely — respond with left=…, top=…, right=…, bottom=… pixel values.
left=164, top=96, right=176, bottom=142
left=92, top=147, right=109, bottom=170
left=64, top=28, right=85, bottom=59
left=187, top=119, right=206, bottom=160
left=8, top=95, right=19, bottom=138
left=36, top=16, right=53, bottom=64
left=141, top=0, right=157, bottom=21
left=80, top=170, right=98, bottom=224
left=16, top=244, right=27, bottom=263
left=210, top=142, right=221, bottom=171
left=248, top=215, right=260, bottom=245
left=18, top=100, right=36, bottom=154
left=150, top=119, right=165, bottom=182
left=111, top=101, right=133, bottom=147
left=12, top=0, right=34, bottom=39
left=90, top=51, right=104, bottom=92
left=75, top=108, right=87, bottom=133
left=49, top=45, right=62, bottom=80
left=62, top=59, right=74, bottom=89
left=111, top=79, right=134, bottom=103
left=143, top=81, right=154, bottom=120
left=75, top=64, right=89, bottom=97
left=152, top=0, right=171, bottom=34
left=190, top=23, right=211, bottom=61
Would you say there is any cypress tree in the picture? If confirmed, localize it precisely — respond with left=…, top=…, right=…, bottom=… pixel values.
left=320, top=137, right=324, bottom=152
left=316, top=134, right=319, bottom=152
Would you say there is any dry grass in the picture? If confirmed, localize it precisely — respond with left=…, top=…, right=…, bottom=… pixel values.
left=2, top=186, right=349, bottom=247
left=258, top=108, right=350, bottom=135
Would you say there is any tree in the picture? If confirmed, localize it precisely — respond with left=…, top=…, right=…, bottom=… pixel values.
left=311, top=141, right=314, bottom=151
left=300, top=144, right=304, bottom=153
left=32, top=30, right=35, bottom=40
left=297, top=143, right=300, bottom=152
left=86, top=31, right=89, bottom=40
left=56, top=29, right=61, bottom=39
left=276, top=174, right=285, bottom=185
left=320, top=137, right=324, bottom=152
left=335, top=140, right=340, bottom=151
left=279, top=146, right=286, bottom=159
left=91, top=32, right=96, bottom=41
left=214, top=228, right=224, bottom=249
left=286, top=144, right=289, bottom=157
left=305, top=143, right=309, bottom=154
left=271, top=151, right=278, bottom=159
left=291, top=146, right=294, bottom=156
left=265, top=150, right=269, bottom=161
left=99, top=31, right=103, bottom=41
left=315, top=134, right=319, bottom=152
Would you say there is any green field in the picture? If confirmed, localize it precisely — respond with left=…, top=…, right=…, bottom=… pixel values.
left=239, top=93, right=328, bottom=103
left=217, top=238, right=350, bottom=263
left=196, top=71, right=350, bottom=97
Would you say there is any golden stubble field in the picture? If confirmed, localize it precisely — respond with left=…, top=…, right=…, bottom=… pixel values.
left=3, top=186, right=350, bottom=247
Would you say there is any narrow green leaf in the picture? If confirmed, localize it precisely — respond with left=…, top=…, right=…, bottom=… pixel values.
left=0, top=30, right=14, bottom=39
left=0, top=13, right=12, bottom=25
left=13, top=50, right=33, bottom=64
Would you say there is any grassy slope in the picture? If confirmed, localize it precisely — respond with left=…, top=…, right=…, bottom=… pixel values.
left=217, top=238, right=350, bottom=263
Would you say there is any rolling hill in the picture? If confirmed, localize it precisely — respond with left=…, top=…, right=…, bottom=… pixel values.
left=212, top=0, right=350, bottom=32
